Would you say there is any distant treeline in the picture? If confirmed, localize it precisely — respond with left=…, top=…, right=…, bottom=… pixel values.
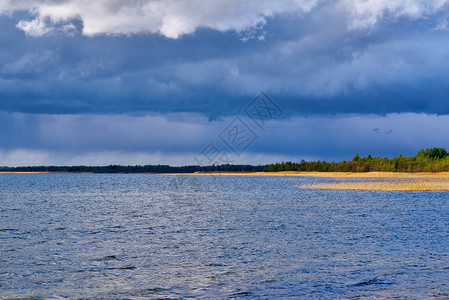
left=1, top=148, right=448, bottom=173
left=0, top=164, right=266, bottom=174
left=264, top=148, right=449, bottom=172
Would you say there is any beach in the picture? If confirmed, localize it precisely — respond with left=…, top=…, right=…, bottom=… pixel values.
left=1, top=171, right=449, bottom=191
left=192, top=171, right=449, bottom=178
left=192, top=171, right=449, bottom=191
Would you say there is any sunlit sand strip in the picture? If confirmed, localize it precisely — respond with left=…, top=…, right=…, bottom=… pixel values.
left=3, top=171, right=449, bottom=181
left=300, top=179, right=449, bottom=192
left=190, top=171, right=449, bottom=179
left=289, top=171, right=449, bottom=179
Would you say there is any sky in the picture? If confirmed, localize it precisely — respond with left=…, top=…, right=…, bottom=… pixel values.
left=1, top=0, right=449, bottom=166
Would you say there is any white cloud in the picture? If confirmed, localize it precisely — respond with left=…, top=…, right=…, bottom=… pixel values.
left=4, top=0, right=447, bottom=38
left=16, top=17, right=53, bottom=36
left=341, top=0, right=449, bottom=29
left=2, top=0, right=317, bottom=38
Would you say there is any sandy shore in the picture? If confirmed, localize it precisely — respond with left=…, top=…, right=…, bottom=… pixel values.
left=191, top=171, right=449, bottom=178
left=191, top=171, right=449, bottom=191
left=2, top=171, right=448, bottom=191
left=2, top=170, right=449, bottom=178
left=301, top=180, right=449, bottom=192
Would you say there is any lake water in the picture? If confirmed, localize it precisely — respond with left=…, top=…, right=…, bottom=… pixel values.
left=1, top=174, right=448, bottom=299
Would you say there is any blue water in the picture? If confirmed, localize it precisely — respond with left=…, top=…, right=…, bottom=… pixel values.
left=1, top=174, right=448, bottom=298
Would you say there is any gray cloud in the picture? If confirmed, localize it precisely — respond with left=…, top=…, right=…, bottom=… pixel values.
left=0, top=112, right=448, bottom=166
left=1, top=10, right=449, bottom=117
left=1, top=2, right=449, bottom=166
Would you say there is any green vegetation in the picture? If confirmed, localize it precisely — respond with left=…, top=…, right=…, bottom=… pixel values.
left=1, top=148, right=448, bottom=173
left=264, top=148, right=449, bottom=172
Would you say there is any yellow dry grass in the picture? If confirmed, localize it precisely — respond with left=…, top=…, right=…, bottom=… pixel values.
left=181, top=171, right=449, bottom=191
left=3, top=171, right=449, bottom=191
left=289, top=171, right=449, bottom=179
left=191, top=171, right=449, bottom=179
left=301, top=179, right=449, bottom=192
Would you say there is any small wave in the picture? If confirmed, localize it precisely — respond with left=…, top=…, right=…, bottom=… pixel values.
left=96, top=255, right=119, bottom=261
left=352, top=278, right=392, bottom=286
left=229, top=291, right=251, bottom=297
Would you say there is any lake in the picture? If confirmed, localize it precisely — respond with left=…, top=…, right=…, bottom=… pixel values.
left=1, top=174, right=448, bottom=298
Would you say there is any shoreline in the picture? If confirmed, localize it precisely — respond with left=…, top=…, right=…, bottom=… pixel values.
left=1, top=171, right=449, bottom=178
left=190, top=171, right=449, bottom=178
left=299, top=180, right=449, bottom=192
left=1, top=171, right=448, bottom=191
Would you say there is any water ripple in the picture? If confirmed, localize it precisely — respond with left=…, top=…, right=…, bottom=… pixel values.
left=0, top=174, right=448, bottom=298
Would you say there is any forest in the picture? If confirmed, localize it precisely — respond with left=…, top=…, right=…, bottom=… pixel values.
left=263, top=148, right=449, bottom=172
left=1, top=148, right=448, bottom=173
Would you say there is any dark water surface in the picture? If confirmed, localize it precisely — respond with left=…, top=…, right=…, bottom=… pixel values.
left=1, top=174, right=448, bottom=299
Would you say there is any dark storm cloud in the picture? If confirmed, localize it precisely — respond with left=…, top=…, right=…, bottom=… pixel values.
left=0, top=112, right=448, bottom=166
left=1, top=6, right=449, bottom=117
left=1, top=1, right=449, bottom=165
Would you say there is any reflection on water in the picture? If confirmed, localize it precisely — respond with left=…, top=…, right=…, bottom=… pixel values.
left=0, top=174, right=448, bottom=298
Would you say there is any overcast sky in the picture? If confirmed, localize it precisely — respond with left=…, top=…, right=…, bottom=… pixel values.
left=1, top=0, right=449, bottom=166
